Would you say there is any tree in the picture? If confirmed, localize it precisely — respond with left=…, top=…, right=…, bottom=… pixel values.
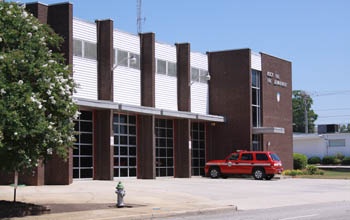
left=0, top=2, right=78, bottom=201
left=339, top=124, right=350, bottom=133
left=292, top=90, right=318, bottom=133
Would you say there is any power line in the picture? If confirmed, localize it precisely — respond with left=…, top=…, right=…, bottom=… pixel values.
left=315, top=107, right=350, bottom=111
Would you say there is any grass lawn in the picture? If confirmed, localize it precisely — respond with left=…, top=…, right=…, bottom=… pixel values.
left=298, top=169, right=350, bottom=179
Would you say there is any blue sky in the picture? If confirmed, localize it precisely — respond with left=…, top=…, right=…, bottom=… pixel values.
left=19, top=0, right=350, bottom=125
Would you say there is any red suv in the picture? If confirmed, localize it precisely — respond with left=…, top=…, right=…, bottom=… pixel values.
left=204, top=150, right=283, bottom=180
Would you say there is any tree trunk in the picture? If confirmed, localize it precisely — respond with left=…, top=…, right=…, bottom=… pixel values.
left=13, top=170, right=18, bottom=202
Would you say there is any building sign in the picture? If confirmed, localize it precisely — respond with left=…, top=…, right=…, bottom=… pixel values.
left=266, top=71, right=288, bottom=88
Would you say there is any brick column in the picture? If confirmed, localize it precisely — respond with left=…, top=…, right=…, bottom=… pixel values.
left=174, top=119, right=191, bottom=178
left=176, top=43, right=191, bottom=111
left=174, top=43, right=191, bottom=178
left=137, top=115, right=156, bottom=179
left=94, top=20, right=114, bottom=180
left=138, top=33, right=156, bottom=179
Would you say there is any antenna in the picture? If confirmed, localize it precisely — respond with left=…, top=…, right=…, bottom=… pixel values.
left=137, top=0, right=145, bottom=34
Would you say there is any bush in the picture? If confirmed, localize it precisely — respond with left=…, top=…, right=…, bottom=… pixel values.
left=322, top=156, right=336, bottom=165
left=283, top=169, right=303, bottom=176
left=306, top=165, right=324, bottom=175
left=335, top=153, right=345, bottom=161
left=342, top=157, right=350, bottom=165
left=308, top=156, right=321, bottom=164
left=293, top=153, right=308, bottom=170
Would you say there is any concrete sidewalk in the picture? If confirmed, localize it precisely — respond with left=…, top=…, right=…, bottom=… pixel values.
left=1, top=177, right=350, bottom=219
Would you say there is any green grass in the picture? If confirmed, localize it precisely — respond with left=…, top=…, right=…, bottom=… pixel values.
left=298, top=169, right=350, bottom=179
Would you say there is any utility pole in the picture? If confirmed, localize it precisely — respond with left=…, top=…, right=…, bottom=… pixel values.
left=300, top=91, right=309, bottom=133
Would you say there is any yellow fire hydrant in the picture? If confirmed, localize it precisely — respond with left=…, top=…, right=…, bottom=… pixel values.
left=115, top=181, right=125, bottom=208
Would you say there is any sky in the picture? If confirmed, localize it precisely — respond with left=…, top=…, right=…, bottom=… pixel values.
left=18, top=0, right=350, bottom=126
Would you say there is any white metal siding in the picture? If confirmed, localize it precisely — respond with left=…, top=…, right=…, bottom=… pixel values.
left=155, top=74, right=177, bottom=110
left=251, top=52, right=262, bottom=71
left=114, top=30, right=140, bottom=54
left=155, top=42, right=177, bottom=62
left=73, top=57, right=98, bottom=100
left=190, top=52, right=209, bottom=114
left=114, top=67, right=141, bottom=105
left=73, top=18, right=96, bottom=43
left=72, top=19, right=98, bottom=100
left=113, top=30, right=141, bottom=105
left=155, top=42, right=177, bottom=110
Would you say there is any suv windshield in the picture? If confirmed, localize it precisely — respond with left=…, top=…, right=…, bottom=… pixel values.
left=270, top=153, right=281, bottom=161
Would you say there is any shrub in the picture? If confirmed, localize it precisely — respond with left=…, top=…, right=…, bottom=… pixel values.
left=308, top=156, right=321, bottom=164
left=335, top=153, right=345, bottom=161
left=293, top=153, right=308, bottom=170
left=283, top=169, right=303, bottom=176
left=305, top=165, right=318, bottom=175
left=322, top=156, right=336, bottom=165
left=342, top=157, right=350, bottom=165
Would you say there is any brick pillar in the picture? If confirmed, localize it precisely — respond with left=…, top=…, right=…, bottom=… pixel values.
left=94, top=20, right=114, bottom=180
left=43, top=2, right=74, bottom=185
left=94, top=110, right=114, bottom=180
left=137, top=115, right=156, bottom=179
left=26, top=3, right=48, bottom=24
left=175, top=44, right=191, bottom=177
left=176, top=43, right=191, bottom=111
left=140, top=33, right=155, bottom=107
left=138, top=33, right=156, bottom=179
left=174, top=119, right=191, bottom=178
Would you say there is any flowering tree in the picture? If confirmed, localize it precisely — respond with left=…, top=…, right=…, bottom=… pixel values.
left=0, top=2, right=78, bottom=200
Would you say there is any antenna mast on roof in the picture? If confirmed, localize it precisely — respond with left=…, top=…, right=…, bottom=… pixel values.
left=137, top=0, right=145, bottom=34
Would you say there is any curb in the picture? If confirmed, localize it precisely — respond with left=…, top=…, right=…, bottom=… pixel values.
left=111, top=205, right=237, bottom=220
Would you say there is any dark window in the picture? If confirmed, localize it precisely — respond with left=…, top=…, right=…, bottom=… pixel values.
left=270, top=153, right=281, bottom=161
left=256, top=153, right=269, bottom=161
left=229, top=153, right=239, bottom=160
left=241, top=153, right=253, bottom=160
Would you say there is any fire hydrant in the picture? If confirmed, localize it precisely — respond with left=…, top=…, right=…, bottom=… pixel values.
left=115, top=181, right=125, bottom=208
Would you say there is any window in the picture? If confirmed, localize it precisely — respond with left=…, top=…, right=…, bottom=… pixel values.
left=73, top=38, right=96, bottom=60
left=199, top=70, right=209, bottom=83
left=73, top=39, right=82, bottom=57
left=191, top=67, right=199, bottom=82
left=252, top=69, right=261, bottom=127
left=156, top=59, right=177, bottom=77
left=191, top=67, right=208, bottom=83
left=129, top=53, right=140, bottom=69
left=117, top=50, right=128, bottom=67
left=256, top=153, right=268, bottom=161
left=252, top=134, right=262, bottom=151
left=73, top=110, right=93, bottom=179
left=329, top=139, right=346, bottom=147
left=114, top=49, right=140, bottom=70
left=155, top=118, right=174, bottom=177
left=229, top=153, right=239, bottom=161
left=157, top=59, right=167, bottom=75
left=191, top=122, right=205, bottom=176
left=113, top=114, right=137, bottom=177
left=168, top=61, right=177, bottom=77
left=241, top=153, right=253, bottom=160
left=84, top=41, right=97, bottom=60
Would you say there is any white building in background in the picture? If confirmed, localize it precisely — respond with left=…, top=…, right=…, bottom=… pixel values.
left=293, top=133, right=350, bottom=158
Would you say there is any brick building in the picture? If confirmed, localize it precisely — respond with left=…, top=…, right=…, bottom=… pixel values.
left=0, top=2, right=293, bottom=185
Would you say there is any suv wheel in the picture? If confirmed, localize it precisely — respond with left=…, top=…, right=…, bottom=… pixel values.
left=265, top=174, right=274, bottom=180
left=252, top=168, right=265, bottom=180
left=209, top=167, right=221, bottom=178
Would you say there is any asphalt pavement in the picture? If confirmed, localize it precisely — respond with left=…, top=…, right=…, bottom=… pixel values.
left=1, top=176, right=350, bottom=220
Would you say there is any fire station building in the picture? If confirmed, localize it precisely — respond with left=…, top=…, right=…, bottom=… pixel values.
left=1, top=2, right=293, bottom=185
